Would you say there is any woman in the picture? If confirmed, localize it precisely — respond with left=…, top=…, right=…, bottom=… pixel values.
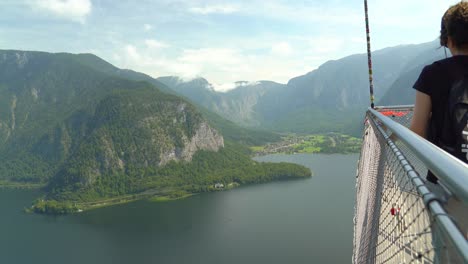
left=410, top=1, right=468, bottom=249
left=411, top=1, right=468, bottom=184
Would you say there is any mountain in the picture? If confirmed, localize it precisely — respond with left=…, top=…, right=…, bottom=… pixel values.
left=0, top=50, right=310, bottom=212
left=56, top=52, right=175, bottom=94
left=158, top=40, right=445, bottom=136
left=0, top=50, right=222, bottom=185
left=156, top=77, right=286, bottom=127
left=379, top=41, right=446, bottom=105
left=65, top=56, right=280, bottom=145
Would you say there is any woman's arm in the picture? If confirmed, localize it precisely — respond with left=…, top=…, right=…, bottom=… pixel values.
left=410, top=91, right=432, bottom=138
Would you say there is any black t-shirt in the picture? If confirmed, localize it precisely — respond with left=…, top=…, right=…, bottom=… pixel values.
left=413, top=55, right=468, bottom=182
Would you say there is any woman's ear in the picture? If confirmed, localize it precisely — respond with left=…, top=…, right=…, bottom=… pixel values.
left=447, top=37, right=453, bottom=48
left=447, top=37, right=457, bottom=55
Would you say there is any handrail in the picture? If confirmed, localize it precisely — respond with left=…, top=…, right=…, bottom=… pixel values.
left=368, top=107, right=468, bottom=205
left=374, top=104, right=415, bottom=110
left=369, top=112, right=468, bottom=262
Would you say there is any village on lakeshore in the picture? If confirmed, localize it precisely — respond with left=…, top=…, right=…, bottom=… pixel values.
left=251, top=133, right=362, bottom=156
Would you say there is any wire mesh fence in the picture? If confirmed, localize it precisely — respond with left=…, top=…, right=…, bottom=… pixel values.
left=353, top=107, right=467, bottom=264
left=377, top=107, right=428, bottom=178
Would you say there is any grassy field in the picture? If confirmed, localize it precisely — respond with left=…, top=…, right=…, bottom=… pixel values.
left=251, top=133, right=362, bottom=155
left=0, top=181, right=46, bottom=189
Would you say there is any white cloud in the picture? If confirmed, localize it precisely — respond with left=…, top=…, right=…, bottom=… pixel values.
left=245, top=2, right=362, bottom=25
left=271, top=42, right=292, bottom=56
left=112, top=53, right=122, bottom=62
left=32, top=0, right=91, bottom=23
left=125, top=45, right=141, bottom=61
left=168, top=48, right=246, bottom=80
left=237, top=81, right=260, bottom=87
left=165, top=46, right=317, bottom=88
left=368, top=0, right=461, bottom=48
left=145, top=39, right=169, bottom=49
left=351, top=37, right=366, bottom=44
left=212, top=83, right=236, bottom=92
left=308, top=36, right=345, bottom=54
left=178, top=48, right=242, bottom=66
left=210, top=81, right=261, bottom=92
left=143, top=24, right=153, bottom=31
left=108, top=1, right=463, bottom=92
left=115, top=44, right=302, bottom=92
left=189, top=4, right=238, bottom=15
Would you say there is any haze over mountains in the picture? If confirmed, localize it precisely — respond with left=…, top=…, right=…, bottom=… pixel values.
left=379, top=41, right=446, bottom=105
left=157, top=40, right=445, bottom=136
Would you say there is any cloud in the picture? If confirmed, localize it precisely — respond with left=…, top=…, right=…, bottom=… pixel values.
left=145, top=39, right=169, bottom=49
left=346, top=0, right=461, bottom=49
left=165, top=48, right=246, bottom=80
left=271, top=42, right=292, bottom=56
left=106, top=1, right=464, bottom=92
left=114, top=43, right=307, bottom=92
left=350, top=37, right=366, bottom=44
left=143, top=24, right=153, bottom=31
left=125, top=45, right=141, bottom=61
left=31, top=0, right=91, bottom=23
left=205, top=81, right=260, bottom=92
left=178, top=48, right=242, bottom=66
left=189, top=4, right=238, bottom=15
left=112, top=53, right=122, bottom=62
left=236, top=81, right=260, bottom=87
left=308, top=36, right=345, bottom=54
left=211, top=83, right=236, bottom=92
left=244, top=2, right=362, bottom=25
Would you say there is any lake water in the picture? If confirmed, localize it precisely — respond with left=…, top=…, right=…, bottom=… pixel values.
left=0, top=153, right=358, bottom=264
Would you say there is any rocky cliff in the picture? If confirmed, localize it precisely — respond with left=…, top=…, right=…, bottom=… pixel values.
left=160, top=121, right=224, bottom=165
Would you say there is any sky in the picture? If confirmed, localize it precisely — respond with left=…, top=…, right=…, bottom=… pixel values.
left=0, top=0, right=462, bottom=91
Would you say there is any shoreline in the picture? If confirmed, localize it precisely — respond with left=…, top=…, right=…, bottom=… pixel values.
left=252, top=150, right=359, bottom=157
left=149, top=193, right=195, bottom=202
left=0, top=181, right=45, bottom=190
left=29, top=176, right=316, bottom=215
left=28, top=183, right=244, bottom=215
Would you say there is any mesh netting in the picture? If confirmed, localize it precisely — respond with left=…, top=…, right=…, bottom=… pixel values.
left=379, top=108, right=428, bottom=177
left=353, top=108, right=466, bottom=264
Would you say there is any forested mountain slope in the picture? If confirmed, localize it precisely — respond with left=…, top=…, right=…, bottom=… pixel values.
left=0, top=50, right=309, bottom=211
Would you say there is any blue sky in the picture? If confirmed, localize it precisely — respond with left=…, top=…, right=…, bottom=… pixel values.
left=0, top=0, right=461, bottom=91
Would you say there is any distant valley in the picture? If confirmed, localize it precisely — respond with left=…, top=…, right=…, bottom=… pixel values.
left=157, top=40, right=445, bottom=136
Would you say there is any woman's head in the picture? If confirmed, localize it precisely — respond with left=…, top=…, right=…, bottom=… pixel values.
left=440, top=1, right=468, bottom=51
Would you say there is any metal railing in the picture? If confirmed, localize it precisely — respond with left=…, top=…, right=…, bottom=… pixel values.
left=353, top=106, right=468, bottom=264
left=369, top=107, right=468, bottom=204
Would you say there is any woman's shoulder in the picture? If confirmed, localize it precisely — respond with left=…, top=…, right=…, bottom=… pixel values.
left=419, top=57, right=456, bottom=77
left=431, top=56, right=468, bottom=69
left=419, top=61, right=445, bottom=78
left=414, top=58, right=452, bottom=94
left=423, top=56, right=468, bottom=79
left=427, top=57, right=451, bottom=69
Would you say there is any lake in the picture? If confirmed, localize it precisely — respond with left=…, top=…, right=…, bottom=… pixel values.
left=0, top=153, right=358, bottom=264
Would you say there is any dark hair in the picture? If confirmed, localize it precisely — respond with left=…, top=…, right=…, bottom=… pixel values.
left=440, top=2, right=468, bottom=48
